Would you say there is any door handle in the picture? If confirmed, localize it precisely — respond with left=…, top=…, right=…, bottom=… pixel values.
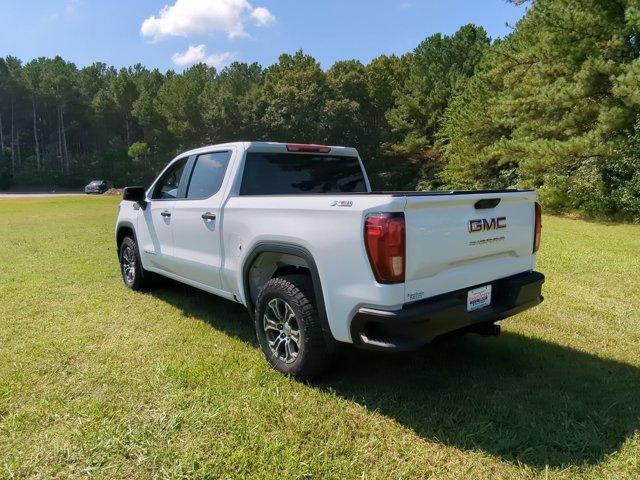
left=201, top=212, right=217, bottom=221
left=160, top=210, right=171, bottom=218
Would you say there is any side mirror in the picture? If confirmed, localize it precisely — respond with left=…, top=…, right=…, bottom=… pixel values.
left=123, top=186, right=147, bottom=209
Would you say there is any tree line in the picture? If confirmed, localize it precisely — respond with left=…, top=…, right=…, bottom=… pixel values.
left=1, top=0, right=638, bottom=219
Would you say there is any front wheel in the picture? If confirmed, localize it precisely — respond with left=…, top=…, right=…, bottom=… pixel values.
left=119, top=236, right=148, bottom=290
left=255, top=275, right=333, bottom=380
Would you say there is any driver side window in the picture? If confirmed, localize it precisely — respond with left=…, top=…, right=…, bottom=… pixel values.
left=152, top=158, right=188, bottom=200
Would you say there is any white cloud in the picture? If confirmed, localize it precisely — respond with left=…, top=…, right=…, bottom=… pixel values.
left=171, top=44, right=234, bottom=68
left=250, top=7, right=275, bottom=26
left=141, top=0, right=276, bottom=40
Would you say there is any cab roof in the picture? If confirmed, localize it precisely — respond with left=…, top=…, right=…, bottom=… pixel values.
left=179, top=141, right=359, bottom=158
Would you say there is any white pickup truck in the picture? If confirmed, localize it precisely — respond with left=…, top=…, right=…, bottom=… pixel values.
left=116, top=142, right=544, bottom=379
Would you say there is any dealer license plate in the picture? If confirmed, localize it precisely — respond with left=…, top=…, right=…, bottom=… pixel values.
left=467, top=285, right=492, bottom=312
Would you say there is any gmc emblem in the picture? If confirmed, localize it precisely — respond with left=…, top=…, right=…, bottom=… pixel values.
left=468, top=217, right=507, bottom=233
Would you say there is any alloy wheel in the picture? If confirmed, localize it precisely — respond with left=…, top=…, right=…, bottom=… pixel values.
left=263, top=298, right=301, bottom=364
left=121, top=245, right=136, bottom=284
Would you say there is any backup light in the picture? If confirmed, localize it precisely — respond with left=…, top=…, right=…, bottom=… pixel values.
left=364, top=213, right=406, bottom=284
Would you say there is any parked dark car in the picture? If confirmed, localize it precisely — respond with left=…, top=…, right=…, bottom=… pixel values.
left=84, top=180, right=112, bottom=194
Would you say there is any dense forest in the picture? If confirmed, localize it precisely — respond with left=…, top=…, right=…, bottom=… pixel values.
left=1, top=0, right=639, bottom=219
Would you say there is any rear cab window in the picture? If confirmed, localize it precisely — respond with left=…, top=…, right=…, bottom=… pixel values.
left=239, top=152, right=367, bottom=195
left=185, top=151, right=232, bottom=199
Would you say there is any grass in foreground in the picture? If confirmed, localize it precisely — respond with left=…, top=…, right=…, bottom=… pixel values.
left=0, top=196, right=639, bottom=479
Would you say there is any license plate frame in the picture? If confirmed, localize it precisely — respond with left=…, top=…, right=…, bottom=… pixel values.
left=467, top=285, right=492, bottom=312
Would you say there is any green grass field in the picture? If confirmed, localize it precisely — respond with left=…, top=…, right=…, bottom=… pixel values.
left=1, top=196, right=639, bottom=479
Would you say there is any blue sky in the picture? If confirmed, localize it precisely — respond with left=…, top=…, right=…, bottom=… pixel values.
left=0, top=0, right=527, bottom=71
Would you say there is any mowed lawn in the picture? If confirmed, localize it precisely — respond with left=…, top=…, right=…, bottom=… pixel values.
left=1, top=196, right=639, bottom=480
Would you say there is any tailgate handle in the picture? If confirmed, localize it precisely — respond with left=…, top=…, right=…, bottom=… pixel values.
left=475, top=198, right=501, bottom=209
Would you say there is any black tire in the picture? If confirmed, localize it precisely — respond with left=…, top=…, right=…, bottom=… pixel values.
left=255, top=274, right=333, bottom=380
left=119, top=236, right=147, bottom=291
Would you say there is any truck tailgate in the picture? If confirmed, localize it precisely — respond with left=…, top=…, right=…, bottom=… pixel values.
left=402, top=191, right=537, bottom=304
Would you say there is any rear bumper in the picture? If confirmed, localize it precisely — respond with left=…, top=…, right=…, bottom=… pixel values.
left=350, top=271, right=544, bottom=351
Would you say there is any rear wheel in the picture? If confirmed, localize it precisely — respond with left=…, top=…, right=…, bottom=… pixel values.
left=119, top=236, right=147, bottom=290
left=255, top=275, right=333, bottom=380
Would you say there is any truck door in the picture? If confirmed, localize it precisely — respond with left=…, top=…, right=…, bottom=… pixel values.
left=136, top=157, right=189, bottom=272
left=170, top=150, right=233, bottom=291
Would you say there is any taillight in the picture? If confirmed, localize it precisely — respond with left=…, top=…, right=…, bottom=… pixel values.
left=286, top=144, right=331, bottom=153
left=364, top=213, right=405, bottom=284
left=533, top=202, right=542, bottom=253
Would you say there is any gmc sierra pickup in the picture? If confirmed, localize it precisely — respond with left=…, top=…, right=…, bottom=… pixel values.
left=116, top=142, right=544, bottom=379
